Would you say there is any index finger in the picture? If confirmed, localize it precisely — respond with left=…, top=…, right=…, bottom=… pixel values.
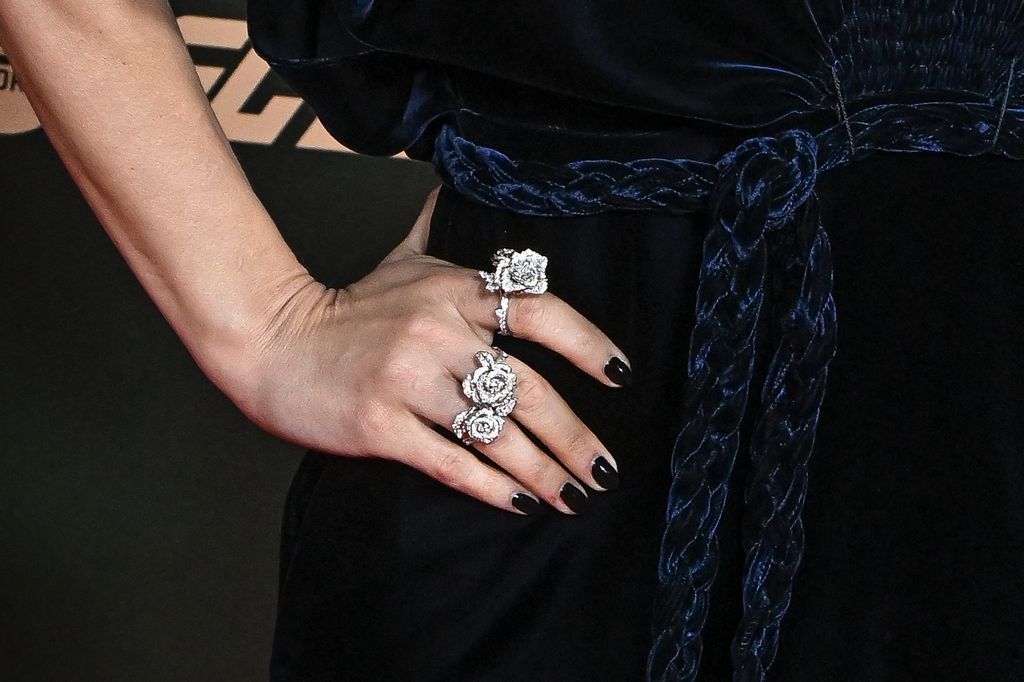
left=454, top=268, right=633, bottom=388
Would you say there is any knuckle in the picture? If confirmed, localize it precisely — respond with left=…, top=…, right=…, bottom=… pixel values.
left=432, top=448, right=465, bottom=489
left=400, top=311, right=448, bottom=342
left=520, top=454, right=552, bottom=484
left=379, top=350, right=416, bottom=386
left=513, top=371, right=549, bottom=414
left=477, top=471, right=501, bottom=504
left=421, top=267, right=464, bottom=301
left=511, top=294, right=547, bottom=333
left=444, top=268, right=484, bottom=310
left=562, top=425, right=595, bottom=459
left=511, top=452, right=562, bottom=501
left=351, top=399, right=394, bottom=445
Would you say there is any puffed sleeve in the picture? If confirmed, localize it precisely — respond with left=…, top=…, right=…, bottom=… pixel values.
left=245, top=0, right=459, bottom=159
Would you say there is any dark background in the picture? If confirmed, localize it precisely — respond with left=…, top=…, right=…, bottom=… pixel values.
left=0, top=2, right=438, bottom=679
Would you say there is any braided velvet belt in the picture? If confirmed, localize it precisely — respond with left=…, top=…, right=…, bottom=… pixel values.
left=430, top=84, right=1024, bottom=682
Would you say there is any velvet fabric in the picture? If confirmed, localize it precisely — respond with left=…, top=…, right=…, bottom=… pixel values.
left=246, top=1, right=1024, bottom=161
left=247, top=2, right=1024, bottom=680
left=429, top=97, right=1024, bottom=681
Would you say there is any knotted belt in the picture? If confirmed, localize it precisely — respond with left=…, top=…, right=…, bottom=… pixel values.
left=430, top=81, right=1024, bottom=682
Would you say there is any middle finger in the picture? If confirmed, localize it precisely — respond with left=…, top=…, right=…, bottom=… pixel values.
left=446, top=344, right=621, bottom=494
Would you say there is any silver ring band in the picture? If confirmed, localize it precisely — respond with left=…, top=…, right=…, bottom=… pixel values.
left=495, top=294, right=511, bottom=336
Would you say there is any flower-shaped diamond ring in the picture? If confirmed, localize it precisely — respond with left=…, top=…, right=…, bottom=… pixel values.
left=479, top=248, right=548, bottom=336
left=451, top=347, right=518, bottom=445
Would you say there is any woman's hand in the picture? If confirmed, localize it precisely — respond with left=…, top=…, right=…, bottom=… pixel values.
left=229, top=188, right=633, bottom=516
left=0, top=2, right=628, bottom=516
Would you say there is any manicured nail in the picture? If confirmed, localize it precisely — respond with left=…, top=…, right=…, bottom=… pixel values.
left=591, top=455, right=620, bottom=491
left=603, top=356, right=633, bottom=387
left=511, top=492, right=542, bottom=516
left=559, top=481, right=589, bottom=515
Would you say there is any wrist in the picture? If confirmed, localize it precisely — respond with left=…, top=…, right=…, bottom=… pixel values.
left=186, top=260, right=321, bottom=402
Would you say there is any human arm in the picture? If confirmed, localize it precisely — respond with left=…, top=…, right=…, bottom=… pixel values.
left=0, top=0, right=308, bottom=393
left=0, top=0, right=633, bottom=515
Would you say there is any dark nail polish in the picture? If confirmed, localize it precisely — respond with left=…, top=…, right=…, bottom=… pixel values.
left=559, top=481, right=589, bottom=515
left=592, top=455, right=620, bottom=490
left=511, top=492, right=543, bottom=515
left=604, top=356, right=633, bottom=387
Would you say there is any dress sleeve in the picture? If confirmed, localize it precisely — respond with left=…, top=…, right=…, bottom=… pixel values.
left=245, top=1, right=840, bottom=159
left=245, top=0, right=460, bottom=158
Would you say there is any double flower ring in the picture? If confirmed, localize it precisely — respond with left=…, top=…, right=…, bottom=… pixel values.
left=451, top=348, right=517, bottom=445
left=451, top=247, right=549, bottom=445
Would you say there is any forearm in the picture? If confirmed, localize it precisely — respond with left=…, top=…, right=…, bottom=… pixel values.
left=0, top=1, right=316, bottom=385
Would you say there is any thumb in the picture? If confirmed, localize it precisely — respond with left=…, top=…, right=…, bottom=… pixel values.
left=382, top=185, right=442, bottom=263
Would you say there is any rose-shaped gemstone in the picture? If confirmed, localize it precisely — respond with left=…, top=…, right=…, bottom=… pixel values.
left=479, top=248, right=548, bottom=295
left=499, top=248, right=548, bottom=294
left=452, top=406, right=505, bottom=445
left=462, top=350, right=517, bottom=415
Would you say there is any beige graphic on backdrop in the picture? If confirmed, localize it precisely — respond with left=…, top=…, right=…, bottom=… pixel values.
left=0, top=15, right=408, bottom=159
left=0, top=51, right=35, bottom=134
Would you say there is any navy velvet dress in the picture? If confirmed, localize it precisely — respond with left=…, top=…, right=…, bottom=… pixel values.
left=247, top=2, right=1024, bottom=680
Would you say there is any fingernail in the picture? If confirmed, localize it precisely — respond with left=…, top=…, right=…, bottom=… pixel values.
left=559, top=481, right=589, bottom=515
left=511, top=492, right=543, bottom=516
left=603, top=356, right=633, bottom=387
left=591, top=455, right=620, bottom=491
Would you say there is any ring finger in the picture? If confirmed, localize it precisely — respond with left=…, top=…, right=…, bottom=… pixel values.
left=445, top=343, right=620, bottom=493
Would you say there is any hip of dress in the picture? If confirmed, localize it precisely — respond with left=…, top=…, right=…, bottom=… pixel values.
left=269, top=116, right=1024, bottom=680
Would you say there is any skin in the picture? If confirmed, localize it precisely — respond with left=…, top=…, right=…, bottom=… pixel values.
left=0, top=1, right=633, bottom=515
